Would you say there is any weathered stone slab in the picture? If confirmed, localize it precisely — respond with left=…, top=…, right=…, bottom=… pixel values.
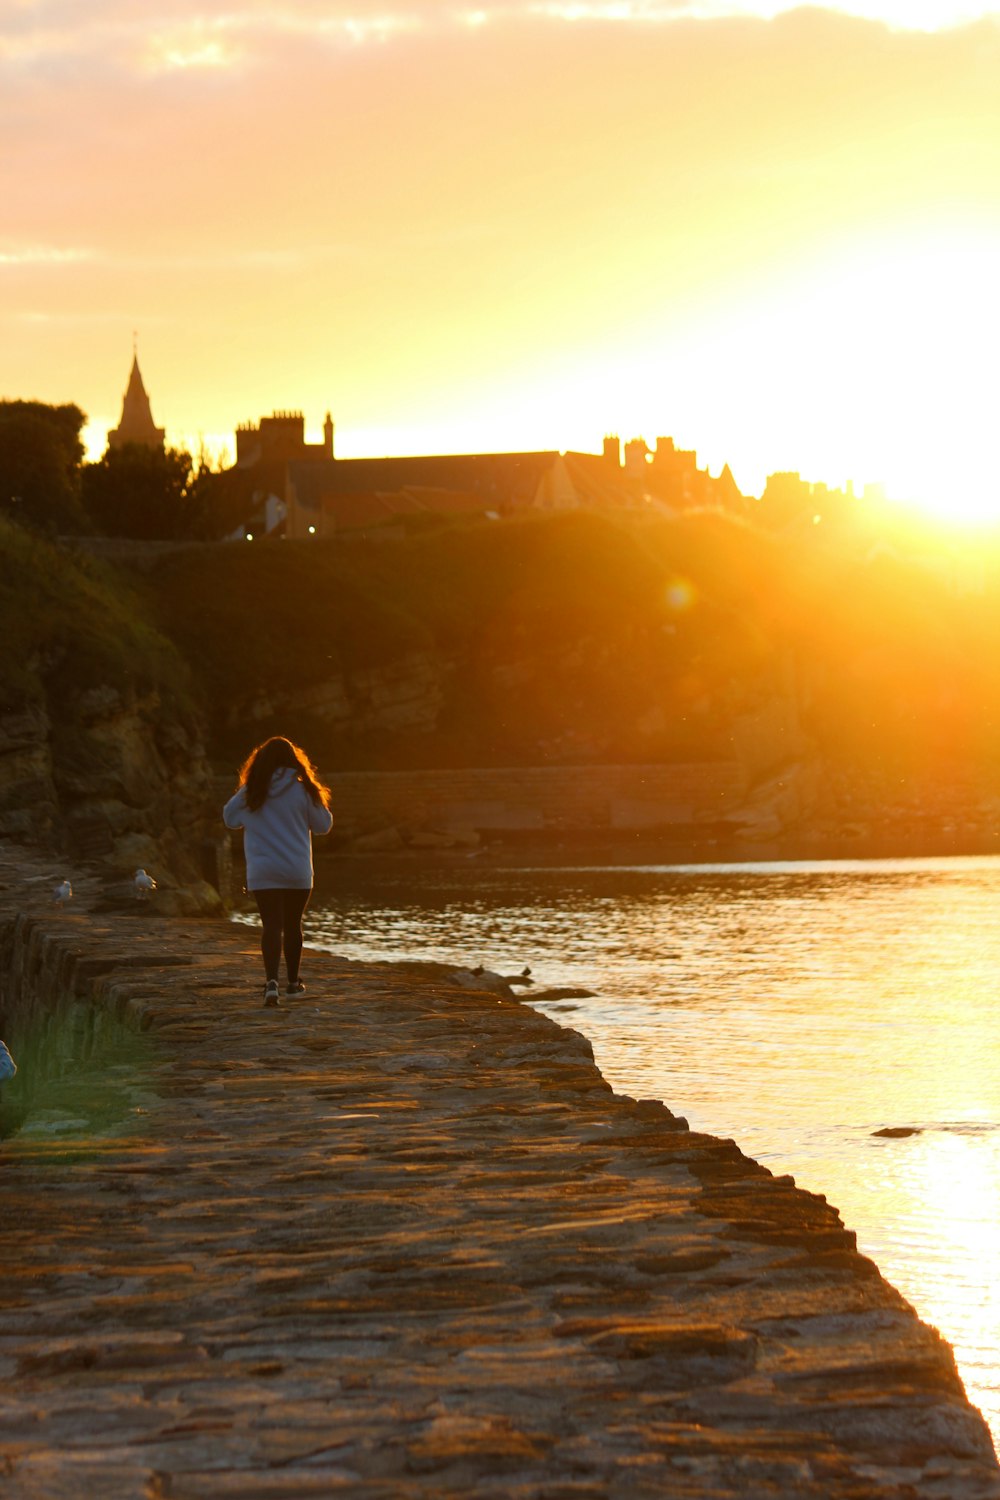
left=0, top=844, right=998, bottom=1497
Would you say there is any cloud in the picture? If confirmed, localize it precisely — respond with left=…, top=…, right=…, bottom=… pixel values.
left=0, top=7, right=409, bottom=80
left=5, top=4, right=998, bottom=257
left=0, top=240, right=352, bottom=274
left=4, top=0, right=999, bottom=482
left=3, top=0, right=999, bottom=82
left=139, top=9, right=432, bottom=75
left=0, top=245, right=94, bottom=267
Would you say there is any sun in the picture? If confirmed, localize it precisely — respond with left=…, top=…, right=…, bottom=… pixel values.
left=836, top=229, right=1000, bottom=526
left=673, top=222, right=1000, bottom=528
left=502, top=216, right=1000, bottom=530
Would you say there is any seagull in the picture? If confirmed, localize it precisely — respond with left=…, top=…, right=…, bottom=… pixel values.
left=53, top=879, right=72, bottom=904
left=134, top=869, right=157, bottom=901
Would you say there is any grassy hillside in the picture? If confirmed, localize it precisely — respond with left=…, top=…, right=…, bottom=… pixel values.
left=0, top=518, right=191, bottom=715
left=136, top=533, right=428, bottom=704
left=130, top=509, right=800, bottom=771
left=11, top=505, right=998, bottom=786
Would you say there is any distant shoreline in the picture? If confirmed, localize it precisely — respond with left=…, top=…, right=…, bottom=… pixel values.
left=317, top=827, right=1000, bottom=872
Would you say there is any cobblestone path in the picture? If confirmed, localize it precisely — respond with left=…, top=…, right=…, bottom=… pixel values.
left=1, top=864, right=999, bottom=1498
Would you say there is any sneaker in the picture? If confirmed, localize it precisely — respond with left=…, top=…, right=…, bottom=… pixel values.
left=263, top=980, right=281, bottom=1008
left=286, top=981, right=306, bottom=998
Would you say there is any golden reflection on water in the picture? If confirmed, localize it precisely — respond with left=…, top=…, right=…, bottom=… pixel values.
left=308, top=855, right=1000, bottom=1450
left=855, top=1128, right=1000, bottom=1428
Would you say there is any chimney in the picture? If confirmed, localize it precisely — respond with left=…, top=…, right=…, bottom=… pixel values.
left=623, top=438, right=651, bottom=476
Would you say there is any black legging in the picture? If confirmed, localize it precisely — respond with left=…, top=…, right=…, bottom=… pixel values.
left=252, top=888, right=311, bottom=985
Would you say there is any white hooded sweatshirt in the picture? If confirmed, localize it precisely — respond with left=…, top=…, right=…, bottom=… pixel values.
left=223, top=767, right=333, bottom=890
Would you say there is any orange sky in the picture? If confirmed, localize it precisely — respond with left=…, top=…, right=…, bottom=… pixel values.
left=3, top=2, right=1000, bottom=515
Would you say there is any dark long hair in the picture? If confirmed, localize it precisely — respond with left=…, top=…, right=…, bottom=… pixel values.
left=237, top=737, right=331, bottom=813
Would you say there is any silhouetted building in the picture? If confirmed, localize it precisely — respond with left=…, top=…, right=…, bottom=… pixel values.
left=225, top=409, right=746, bottom=540
left=646, top=437, right=708, bottom=507
left=286, top=451, right=560, bottom=538
left=623, top=438, right=651, bottom=477
left=107, top=355, right=165, bottom=452
left=284, top=435, right=748, bottom=537
left=235, top=410, right=334, bottom=467
left=225, top=410, right=336, bottom=537
left=603, top=434, right=746, bottom=515
left=714, top=463, right=743, bottom=510
left=760, top=471, right=838, bottom=529
left=543, top=451, right=653, bottom=511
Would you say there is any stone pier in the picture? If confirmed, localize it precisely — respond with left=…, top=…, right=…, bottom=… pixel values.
left=1, top=849, right=998, bottom=1499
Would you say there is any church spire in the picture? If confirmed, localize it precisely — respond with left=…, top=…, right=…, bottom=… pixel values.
left=107, top=348, right=165, bottom=452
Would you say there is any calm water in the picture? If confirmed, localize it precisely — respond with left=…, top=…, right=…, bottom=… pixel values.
left=302, top=854, right=1000, bottom=1450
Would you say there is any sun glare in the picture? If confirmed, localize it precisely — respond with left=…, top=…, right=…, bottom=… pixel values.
left=368, top=216, right=1000, bottom=530
left=878, top=1132, right=1000, bottom=1413
left=647, top=223, right=1000, bottom=527
left=830, top=0, right=1000, bottom=28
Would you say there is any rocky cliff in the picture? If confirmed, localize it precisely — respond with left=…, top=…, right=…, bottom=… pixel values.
left=10, top=502, right=992, bottom=878
left=0, top=520, right=220, bottom=910
left=0, top=684, right=221, bottom=912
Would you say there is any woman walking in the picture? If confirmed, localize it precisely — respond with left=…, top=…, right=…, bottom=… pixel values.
left=223, top=737, right=333, bottom=1007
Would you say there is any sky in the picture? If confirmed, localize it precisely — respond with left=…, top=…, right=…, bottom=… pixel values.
left=3, top=1, right=1000, bottom=517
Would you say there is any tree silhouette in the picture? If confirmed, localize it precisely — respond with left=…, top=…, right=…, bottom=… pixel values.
left=0, top=400, right=89, bottom=534
left=82, top=444, right=204, bottom=540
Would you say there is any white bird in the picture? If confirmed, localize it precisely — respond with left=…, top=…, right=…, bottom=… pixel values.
left=133, top=868, right=157, bottom=901
left=53, top=879, right=72, bottom=904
